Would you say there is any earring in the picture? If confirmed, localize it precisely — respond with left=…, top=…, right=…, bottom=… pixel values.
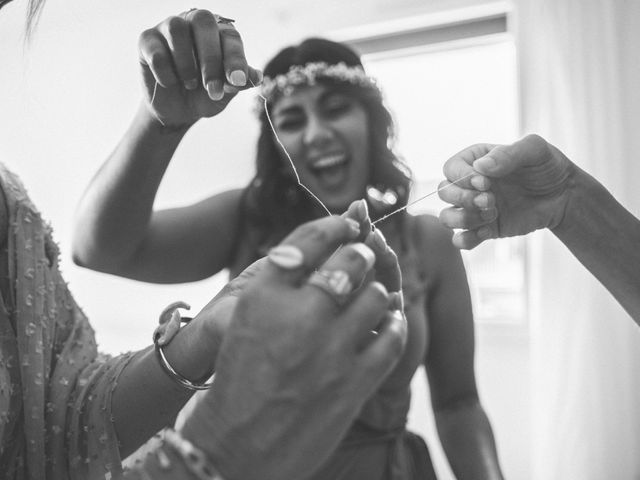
left=366, top=185, right=398, bottom=212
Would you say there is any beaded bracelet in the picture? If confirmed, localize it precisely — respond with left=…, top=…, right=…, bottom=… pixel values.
left=162, top=429, right=226, bottom=480
left=153, top=302, right=215, bottom=391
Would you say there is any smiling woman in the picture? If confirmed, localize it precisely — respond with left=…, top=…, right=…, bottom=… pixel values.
left=269, top=84, right=370, bottom=213
left=73, top=34, right=505, bottom=479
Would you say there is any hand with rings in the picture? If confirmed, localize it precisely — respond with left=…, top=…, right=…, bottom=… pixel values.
left=182, top=206, right=407, bottom=480
left=268, top=199, right=403, bottom=311
left=138, top=8, right=263, bottom=128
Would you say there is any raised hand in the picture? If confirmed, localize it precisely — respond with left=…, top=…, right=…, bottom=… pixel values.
left=438, top=134, right=574, bottom=249
left=138, top=9, right=262, bottom=128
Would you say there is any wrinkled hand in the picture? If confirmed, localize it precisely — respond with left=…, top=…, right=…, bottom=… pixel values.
left=182, top=213, right=407, bottom=480
left=438, top=134, right=574, bottom=249
left=194, top=199, right=402, bottom=372
left=138, top=9, right=262, bottom=128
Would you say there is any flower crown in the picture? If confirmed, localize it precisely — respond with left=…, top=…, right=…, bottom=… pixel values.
left=257, top=61, right=380, bottom=106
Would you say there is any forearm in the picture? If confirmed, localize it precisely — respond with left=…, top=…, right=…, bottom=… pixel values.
left=552, top=165, right=640, bottom=323
left=435, top=399, right=503, bottom=480
left=72, top=104, right=189, bottom=272
left=112, top=318, right=216, bottom=458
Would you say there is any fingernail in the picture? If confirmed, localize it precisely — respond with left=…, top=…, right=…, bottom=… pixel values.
left=254, top=69, right=264, bottom=85
left=206, top=80, right=224, bottom=100
left=370, top=281, right=388, bottom=296
left=481, top=208, right=497, bottom=221
left=474, top=156, right=497, bottom=173
left=470, top=175, right=488, bottom=191
left=389, top=291, right=404, bottom=311
left=372, top=228, right=387, bottom=251
left=229, top=70, right=247, bottom=87
left=268, top=244, right=304, bottom=269
left=356, top=199, right=369, bottom=221
left=473, top=193, right=489, bottom=208
left=184, top=78, right=199, bottom=90
left=345, top=218, right=361, bottom=237
left=350, top=243, right=375, bottom=270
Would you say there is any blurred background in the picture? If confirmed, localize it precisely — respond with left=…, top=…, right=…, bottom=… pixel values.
left=1, top=0, right=640, bottom=478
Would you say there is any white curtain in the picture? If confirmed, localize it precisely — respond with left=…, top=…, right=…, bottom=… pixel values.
left=515, top=1, right=640, bottom=478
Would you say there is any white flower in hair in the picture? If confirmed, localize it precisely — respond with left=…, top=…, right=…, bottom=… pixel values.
left=257, top=61, right=380, bottom=110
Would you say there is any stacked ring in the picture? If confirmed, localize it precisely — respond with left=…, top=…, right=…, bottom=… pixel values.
left=308, top=269, right=353, bottom=306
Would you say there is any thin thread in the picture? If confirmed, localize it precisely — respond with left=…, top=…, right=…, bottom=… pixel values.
left=251, top=79, right=476, bottom=225
left=151, top=81, right=166, bottom=127
left=371, top=173, right=475, bottom=226
left=152, top=79, right=475, bottom=225
left=255, top=89, right=332, bottom=216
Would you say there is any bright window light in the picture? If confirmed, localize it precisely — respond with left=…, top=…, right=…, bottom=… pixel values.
left=362, top=37, right=525, bottom=325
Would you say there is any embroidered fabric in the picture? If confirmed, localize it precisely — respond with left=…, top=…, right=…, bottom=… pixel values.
left=0, top=163, right=134, bottom=480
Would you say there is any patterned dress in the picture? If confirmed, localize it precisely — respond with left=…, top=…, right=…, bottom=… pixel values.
left=0, top=164, right=133, bottom=480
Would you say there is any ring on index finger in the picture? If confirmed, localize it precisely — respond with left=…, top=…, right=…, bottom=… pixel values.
left=214, top=14, right=236, bottom=25
left=308, top=268, right=353, bottom=306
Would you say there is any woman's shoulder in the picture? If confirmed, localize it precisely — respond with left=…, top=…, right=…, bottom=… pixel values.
left=407, top=213, right=455, bottom=250
left=404, top=213, right=461, bottom=275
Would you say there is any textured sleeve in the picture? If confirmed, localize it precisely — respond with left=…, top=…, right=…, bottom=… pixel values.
left=47, top=327, right=136, bottom=479
left=1, top=166, right=137, bottom=480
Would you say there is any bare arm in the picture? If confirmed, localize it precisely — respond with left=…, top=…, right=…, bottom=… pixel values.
left=73, top=11, right=261, bottom=283
left=551, top=166, right=640, bottom=320
left=72, top=107, right=244, bottom=282
left=420, top=217, right=504, bottom=479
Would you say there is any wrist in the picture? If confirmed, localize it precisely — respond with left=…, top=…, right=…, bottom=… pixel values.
left=162, top=318, right=216, bottom=384
left=181, top=398, right=247, bottom=480
left=550, top=163, right=602, bottom=237
left=137, top=102, right=193, bottom=138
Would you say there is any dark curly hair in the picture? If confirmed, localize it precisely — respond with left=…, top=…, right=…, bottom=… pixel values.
left=235, top=38, right=412, bottom=267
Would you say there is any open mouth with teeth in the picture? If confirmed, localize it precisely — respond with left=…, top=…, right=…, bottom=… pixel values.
left=308, top=153, right=350, bottom=189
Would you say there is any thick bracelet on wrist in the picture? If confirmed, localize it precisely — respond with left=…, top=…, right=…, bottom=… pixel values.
left=153, top=301, right=214, bottom=391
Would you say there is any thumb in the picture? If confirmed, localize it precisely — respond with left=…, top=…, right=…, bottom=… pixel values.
left=473, top=134, right=550, bottom=177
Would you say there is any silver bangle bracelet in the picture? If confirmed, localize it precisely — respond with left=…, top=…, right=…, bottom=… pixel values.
left=154, top=340, right=215, bottom=390
left=153, top=302, right=214, bottom=391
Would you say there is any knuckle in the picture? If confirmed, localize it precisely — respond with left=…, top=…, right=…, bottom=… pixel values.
left=148, top=52, right=170, bottom=72
left=298, top=222, right=330, bottom=245
left=220, top=28, right=242, bottom=41
left=199, top=54, right=222, bottom=71
left=343, top=246, right=368, bottom=269
left=138, top=29, right=156, bottom=48
left=165, top=16, right=187, bottom=37
left=191, top=9, right=216, bottom=23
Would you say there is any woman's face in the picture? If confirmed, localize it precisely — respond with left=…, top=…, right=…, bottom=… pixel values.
left=270, top=84, right=370, bottom=213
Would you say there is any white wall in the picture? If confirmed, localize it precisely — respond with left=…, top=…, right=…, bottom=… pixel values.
left=0, top=0, right=529, bottom=478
